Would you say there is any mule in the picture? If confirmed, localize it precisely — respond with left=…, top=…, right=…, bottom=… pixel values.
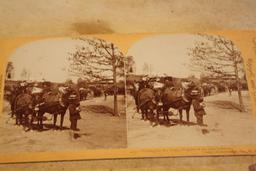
left=137, top=88, right=157, bottom=123
left=35, top=87, right=73, bottom=131
left=156, top=84, right=203, bottom=124
left=13, top=93, right=35, bottom=131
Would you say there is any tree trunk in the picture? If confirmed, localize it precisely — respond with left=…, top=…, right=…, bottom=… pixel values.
left=234, top=60, right=245, bottom=112
left=113, top=66, right=118, bottom=116
left=111, top=43, right=119, bottom=116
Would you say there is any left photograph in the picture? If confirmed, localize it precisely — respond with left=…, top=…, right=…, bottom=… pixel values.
left=1, top=37, right=127, bottom=153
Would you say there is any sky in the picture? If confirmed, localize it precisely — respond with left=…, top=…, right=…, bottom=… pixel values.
left=8, top=38, right=87, bottom=82
left=8, top=37, right=125, bottom=83
left=127, top=34, right=202, bottom=78
left=7, top=34, right=244, bottom=83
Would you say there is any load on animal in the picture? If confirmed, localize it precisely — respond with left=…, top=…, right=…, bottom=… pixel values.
left=4, top=80, right=82, bottom=131
left=127, top=75, right=206, bottom=126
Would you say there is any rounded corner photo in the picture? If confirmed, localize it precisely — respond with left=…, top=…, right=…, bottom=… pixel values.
left=1, top=36, right=127, bottom=154
left=125, top=33, right=254, bottom=148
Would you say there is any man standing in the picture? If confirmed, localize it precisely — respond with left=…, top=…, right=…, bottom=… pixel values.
left=69, top=102, right=81, bottom=131
left=67, top=85, right=81, bottom=131
left=192, top=98, right=206, bottom=125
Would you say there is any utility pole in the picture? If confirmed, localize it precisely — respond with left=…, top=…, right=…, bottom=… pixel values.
left=111, top=43, right=119, bottom=116
left=234, top=53, right=245, bottom=111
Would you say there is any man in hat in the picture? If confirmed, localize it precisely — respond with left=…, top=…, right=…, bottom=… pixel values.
left=192, top=99, right=206, bottom=125
left=191, top=88, right=206, bottom=125
left=67, top=85, right=81, bottom=131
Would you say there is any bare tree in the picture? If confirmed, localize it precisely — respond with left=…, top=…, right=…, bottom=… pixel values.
left=5, top=62, right=14, bottom=80
left=189, top=34, right=245, bottom=111
left=125, top=55, right=136, bottom=74
left=68, top=38, right=125, bottom=116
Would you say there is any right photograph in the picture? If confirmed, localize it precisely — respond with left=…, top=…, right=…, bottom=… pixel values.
left=125, top=34, right=256, bottom=148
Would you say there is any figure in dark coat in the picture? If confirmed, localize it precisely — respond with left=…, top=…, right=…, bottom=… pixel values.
left=67, top=87, right=81, bottom=131
left=192, top=98, right=206, bottom=125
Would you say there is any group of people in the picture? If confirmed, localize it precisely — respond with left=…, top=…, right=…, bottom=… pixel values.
left=132, top=76, right=206, bottom=125
left=5, top=81, right=82, bottom=131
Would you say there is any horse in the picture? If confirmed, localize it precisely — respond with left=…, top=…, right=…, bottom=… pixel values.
left=137, top=87, right=157, bottom=122
left=13, top=92, right=35, bottom=131
left=79, top=87, right=88, bottom=101
left=202, top=83, right=216, bottom=96
left=7, top=84, right=26, bottom=118
left=156, top=83, right=204, bottom=125
left=35, top=87, right=76, bottom=131
left=131, top=80, right=151, bottom=113
left=131, top=82, right=140, bottom=113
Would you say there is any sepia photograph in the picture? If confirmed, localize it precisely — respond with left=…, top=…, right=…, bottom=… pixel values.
left=0, top=37, right=127, bottom=154
left=125, top=34, right=256, bottom=148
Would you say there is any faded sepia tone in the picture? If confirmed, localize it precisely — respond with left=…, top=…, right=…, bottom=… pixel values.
left=126, top=34, right=255, bottom=149
left=0, top=0, right=256, bottom=171
left=1, top=37, right=127, bottom=154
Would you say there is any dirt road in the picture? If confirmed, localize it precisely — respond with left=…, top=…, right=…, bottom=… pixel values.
left=0, top=95, right=126, bottom=154
left=127, top=91, right=256, bottom=148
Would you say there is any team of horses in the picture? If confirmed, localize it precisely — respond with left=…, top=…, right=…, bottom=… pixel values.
left=131, top=79, right=205, bottom=126
left=5, top=83, right=81, bottom=132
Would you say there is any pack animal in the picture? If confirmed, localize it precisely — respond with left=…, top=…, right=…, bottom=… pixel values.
left=35, top=87, right=72, bottom=130
left=137, top=88, right=157, bottom=123
left=13, top=92, right=35, bottom=131
left=156, top=83, right=204, bottom=125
